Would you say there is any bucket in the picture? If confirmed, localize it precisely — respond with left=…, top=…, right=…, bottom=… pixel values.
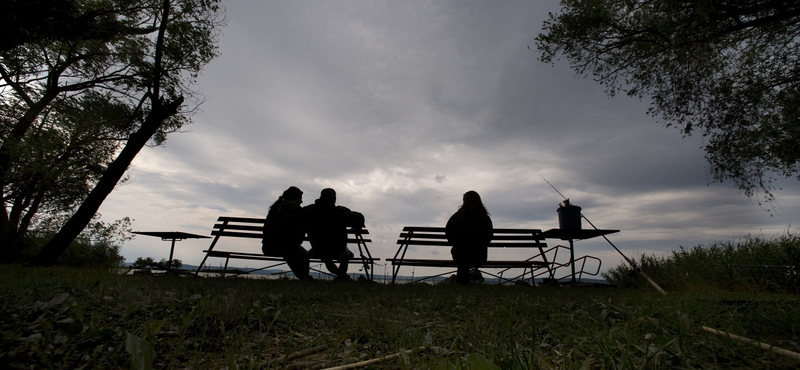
left=557, top=205, right=582, bottom=230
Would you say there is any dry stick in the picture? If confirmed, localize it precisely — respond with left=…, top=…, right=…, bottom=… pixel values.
left=540, top=175, right=668, bottom=295
left=272, top=345, right=329, bottom=364
left=319, top=346, right=427, bottom=370
left=701, top=326, right=800, bottom=361
left=582, top=216, right=668, bottom=296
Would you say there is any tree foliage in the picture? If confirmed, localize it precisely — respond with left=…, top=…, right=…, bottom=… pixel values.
left=19, top=214, right=132, bottom=268
left=0, top=0, right=223, bottom=263
left=536, top=0, right=800, bottom=201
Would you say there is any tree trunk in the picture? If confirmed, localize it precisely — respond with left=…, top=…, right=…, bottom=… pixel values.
left=28, top=0, right=176, bottom=266
left=28, top=97, right=183, bottom=266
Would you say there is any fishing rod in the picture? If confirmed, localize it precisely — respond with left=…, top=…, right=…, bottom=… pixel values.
left=540, top=175, right=668, bottom=295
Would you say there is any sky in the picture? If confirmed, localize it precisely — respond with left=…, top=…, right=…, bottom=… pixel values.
left=96, top=0, right=800, bottom=278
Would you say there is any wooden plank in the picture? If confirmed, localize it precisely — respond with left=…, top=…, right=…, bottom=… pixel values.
left=493, top=228, right=544, bottom=234
left=205, top=250, right=378, bottom=262
left=488, top=242, right=545, bottom=248
left=212, top=230, right=371, bottom=244
left=395, top=239, right=544, bottom=248
left=402, top=226, right=446, bottom=232
left=214, top=223, right=264, bottom=232
left=386, top=258, right=548, bottom=267
left=396, top=233, right=544, bottom=242
left=402, top=226, right=542, bottom=233
left=212, top=230, right=263, bottom=238
left=217, top=216, right=264, bottom=223
left=395, top=240, right=451, bottom=246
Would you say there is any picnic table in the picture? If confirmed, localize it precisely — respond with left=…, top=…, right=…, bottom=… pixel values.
left=132, top=231, right=211, bottom=269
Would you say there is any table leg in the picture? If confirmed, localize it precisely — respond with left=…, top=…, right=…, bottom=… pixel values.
left=168, top=238, right=177, bottom=269
left=569, top=239, right=576, bottom=284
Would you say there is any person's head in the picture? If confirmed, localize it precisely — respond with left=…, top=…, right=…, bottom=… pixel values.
left=271, top=186, right=303, bottom=208
left=459, top=190, right=489, bottom=215
left=320, top=188, right=336, bottom=203
left=282, top=186, right=303, bottom=202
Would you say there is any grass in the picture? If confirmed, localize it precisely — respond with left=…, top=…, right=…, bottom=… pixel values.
left=603, top=232, right=800, bottom=294
left=1, top=265, right=799, bottom=369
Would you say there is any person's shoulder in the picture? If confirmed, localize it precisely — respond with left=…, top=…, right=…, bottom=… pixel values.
left=446, top=211, right=463, bottom=225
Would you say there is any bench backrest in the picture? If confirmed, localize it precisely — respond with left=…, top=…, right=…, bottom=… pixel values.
left=212, top=216, right=369, bottom=243
left=397, top=226, right=544, bottom=248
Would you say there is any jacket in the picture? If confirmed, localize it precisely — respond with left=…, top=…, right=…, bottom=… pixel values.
left=288, top=199, right=365, bottom=259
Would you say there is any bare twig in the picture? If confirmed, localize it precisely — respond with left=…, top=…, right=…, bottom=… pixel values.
left=319, top=346, right=427, bottom=370
left=702, top=326, right=800, bottom=360
left=272, top=345, right=329, bottom=364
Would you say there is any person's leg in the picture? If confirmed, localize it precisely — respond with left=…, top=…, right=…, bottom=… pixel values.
left=456, top=265, right=471, bottom=284
left=309, top=249, right=338, bottom=276
left=335, top=249, right=355, bottom=278
left=323, top=260, right=340, bottom=276
left=284, top=243, right=310, bottom=279
left=451, top=247, right=470, bottom=284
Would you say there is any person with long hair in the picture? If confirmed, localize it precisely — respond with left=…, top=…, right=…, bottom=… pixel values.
left=262, top=186, right=311, bottom=279
left=445, top=190, right=493, bottom=284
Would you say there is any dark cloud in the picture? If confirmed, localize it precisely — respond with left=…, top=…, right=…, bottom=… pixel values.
left=97, top=0, right=799, bottom=273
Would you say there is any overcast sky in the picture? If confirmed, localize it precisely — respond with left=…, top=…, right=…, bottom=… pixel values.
left=97, top=0, right=799, bottom=278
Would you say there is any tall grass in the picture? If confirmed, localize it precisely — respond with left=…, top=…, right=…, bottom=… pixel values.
left=1, top=265, right=799, bottom=369
left=603, top=232, right=800, bottom=293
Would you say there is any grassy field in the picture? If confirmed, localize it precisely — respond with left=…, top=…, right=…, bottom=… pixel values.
left=1, top=265, right=799, bottom=369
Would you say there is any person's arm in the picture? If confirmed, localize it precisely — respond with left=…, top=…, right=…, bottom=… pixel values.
left=337, top=206, right=365, bottom=228
left=482, top=215, right=494, bottom=245
left=445, top=212, right=460, bottom=243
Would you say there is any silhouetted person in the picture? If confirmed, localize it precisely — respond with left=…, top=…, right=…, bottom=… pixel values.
left=262, top=186, right=311, bottom=279
left=446, top=190, right=493, bottom=284
left=289, top=188, right=365, bottom=280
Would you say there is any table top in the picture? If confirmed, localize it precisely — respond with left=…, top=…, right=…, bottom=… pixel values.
left=133, top=231, right=211, bottom=240
left=540, top=228, right=619, bottom=241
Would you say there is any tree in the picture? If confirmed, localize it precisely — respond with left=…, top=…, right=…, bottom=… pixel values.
left=1, top=91, right=133, bottom=257
left=0, top=0, right=132, bottom=52
left=536, top=0, right=800, bottom=201
left=0, top=0, right=223, bottom=264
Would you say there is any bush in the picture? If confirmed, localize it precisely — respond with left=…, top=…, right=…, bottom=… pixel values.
left=603, top=232, right=800, bottom=293
left=132, top=256, right=183, bottom=270
left=13, top=215, right=131, bottom=269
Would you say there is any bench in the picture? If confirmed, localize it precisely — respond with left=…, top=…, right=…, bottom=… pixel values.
left=194, top=216, right=378, bottom=280
left=387, top=227, right=572, bottom=284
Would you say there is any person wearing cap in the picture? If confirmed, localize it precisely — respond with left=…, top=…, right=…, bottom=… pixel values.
left=289, top=188, right=365, bottom=280
left=262, top=186, right=311, bottom=279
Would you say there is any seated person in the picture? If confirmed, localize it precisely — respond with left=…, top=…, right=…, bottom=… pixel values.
left=289, top=188, right=365, bottom=280
left=262, top=186, right=311, bottom=279
left=446, top=190, right=493, bottom=284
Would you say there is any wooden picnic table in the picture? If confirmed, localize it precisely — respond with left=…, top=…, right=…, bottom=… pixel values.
left=132, top=231, right=211, bottom=269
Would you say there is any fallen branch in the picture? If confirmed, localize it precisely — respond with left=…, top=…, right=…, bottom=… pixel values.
left=320, top=346, right=426, bottom=370
left=272, top=345, right=329, bottom=364
left=701, top=326, right=800, bottom=360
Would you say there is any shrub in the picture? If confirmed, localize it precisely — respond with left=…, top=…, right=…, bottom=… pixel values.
left=132, top=256, right=183, bottom=269
left=603, top=232, right=800, bottom=293
left=13, top=215, right=131, bottom=269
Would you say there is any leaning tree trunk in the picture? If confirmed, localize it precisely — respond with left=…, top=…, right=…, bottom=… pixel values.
left=29, top=0, right=177, bottom=266
left=28, top=97, right=183, bottom=266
